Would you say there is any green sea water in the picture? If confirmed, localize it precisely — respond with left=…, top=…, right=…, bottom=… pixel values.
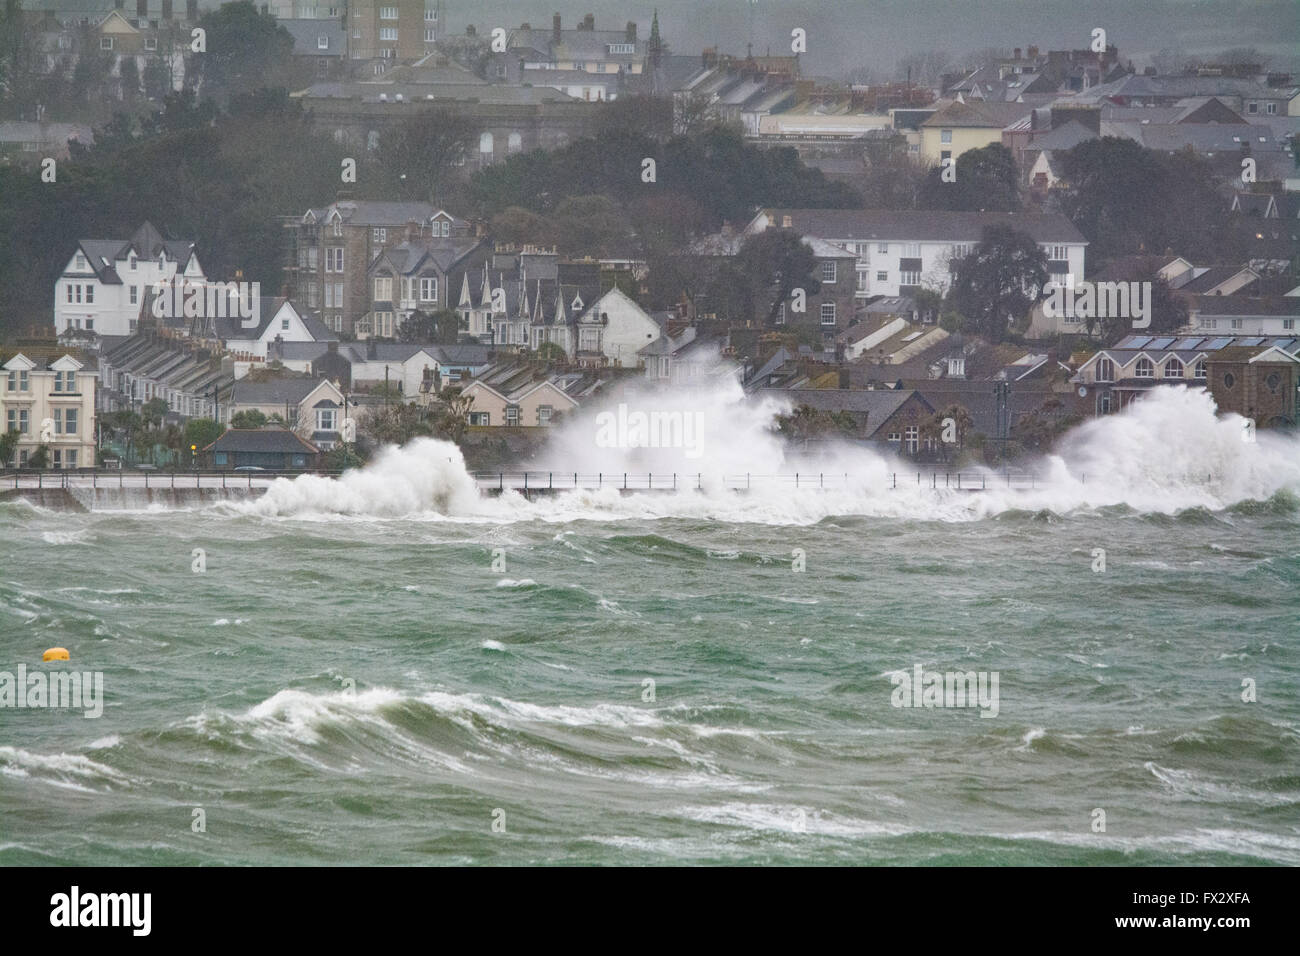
left=1, top=387, right=1298, bottom=865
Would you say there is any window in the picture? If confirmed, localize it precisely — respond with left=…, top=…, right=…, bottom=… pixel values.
left=55, top=408, right=77, bottom=435
left=74, top=253, right=87, bottom=270
left=317, top=408, right=336, bottom=431
left=428, top=29, right=438, bottom=43
left=900, top=271, right=921, bottom=285
left=7, top=370, right=28, bottom=392
left=1266, top=372, right=1281, bottom=392
left=379, top=6, right=398, bottom=18
left=100, top=37, right=113, bottom=50
left=876, top=271, right=888, bottom=282
left=1223, top=371, right=1236, bottom=388
left=326, top=247, right=344, bottom=272
left=905, top=425, right=919, bottom=454
left=1247, top=102, right=1258, bottom=114
left=7, top=409, right=29, bottom=434
left=129, top=285, right=139, bottom=305
left=904, top=243, right=920, bottom=257
left=85, top=285, right=93, bottom=304
left=281, top=318, right=290, bottom=331
left=878, top=243, right=888, bottom=254
left=537, top=405, right=553, bottom=425
left=820, top=303, right=836, bottom=326
left=1135, top=357, right=1154, bottom=378
left=129, top=254, right=137, bottom=271
left=374, top=276, right=393, bottom=301
left=145, top=36, right=157, bottom=50
left=857, top=268, right=870, bottom=292
left=1230, top=318, right=1243, bottom=330
left=1164, top=357, right=1183, bottom=379
left=85, top=318, right=93, bottom=331
left=1193, top=358, right=1207, bottom=380
left=776, top=302, right=786, bottom=325
left=425, top=7, right=437, bottom=20
left=373, top=228, right=387, bottom=243
left=821, top=261, right=837, bottom=283
left=469, top=412, right=490, bottom=426
left=318, top=35, right=329, bottom=50
left=951, top=244, right=969, bottom=259
left=1266, top=103, right=1277, bottom=115
left=1096, top=357, right=1115, bottom=382
left=505, top=405, right=520, bottom=426
left=439, top=220, right=450, bottom=237
left=53, top=370, right=72, bottom=393
left=420, top=277, right=437, bottom=301
left=1198, top=317, right=1218, bottom=330
left=1284, top=319, right=1295, bottom=331
left=940, top=129, right=952, bottom=143
left=380, top=27, right=398, bottom=41
left=887, top=432, right=900, bottom=442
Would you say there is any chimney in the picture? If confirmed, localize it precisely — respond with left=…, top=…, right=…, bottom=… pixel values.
left=466, top=24, right=475, bottom=36
left=1013, top=47, right=1022, bottom=59
left=553, top=12, right=561, bottom=43
left=1027, top=45, right=1039, bottom=59
left=406, top=220, right=419, bottom=241
left=581, top=13, right=594, bottom=31
left=161, top=0, right=171, bottom=20
left=626, top=21, right=636, bottom=43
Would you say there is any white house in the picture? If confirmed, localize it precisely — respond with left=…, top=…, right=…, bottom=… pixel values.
left=2, top=352, right=97, bottom=468
left=575, top=287, right=663, bottom=367
left=219, top=298, right=337, bottom=364
left=54, top=222, right=205, bottom=339
left=744, top=208, right=1088, bottom=302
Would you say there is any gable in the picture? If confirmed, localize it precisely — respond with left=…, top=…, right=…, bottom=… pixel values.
left=3, top=353, right=37, bottom=371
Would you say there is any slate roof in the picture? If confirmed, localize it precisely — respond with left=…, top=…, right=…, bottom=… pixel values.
left=282, top=18, right=345, bottom=57
left=228, top=377, right=324, bottom=406
left=759, top=386, right=925, bottom=423
left=921, top=100, right=1032, bottom=129
left=71, top=221, right=196, bottom=284
left=205, top=428, right=320, bottom=455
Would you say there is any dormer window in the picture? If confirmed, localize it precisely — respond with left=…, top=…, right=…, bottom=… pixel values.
left=74, top=253, right=87, bottom=271
left=128, top=254, right=137, bottom=270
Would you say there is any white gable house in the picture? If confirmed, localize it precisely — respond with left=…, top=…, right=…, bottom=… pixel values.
left=54, top=222, right=205, bottom=340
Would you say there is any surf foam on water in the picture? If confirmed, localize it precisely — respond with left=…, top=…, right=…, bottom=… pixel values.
left=215, top=385, right=1299, bottom=524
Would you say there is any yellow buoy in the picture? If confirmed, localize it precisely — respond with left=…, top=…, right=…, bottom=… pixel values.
left=42, top=647, right=69, bottom=662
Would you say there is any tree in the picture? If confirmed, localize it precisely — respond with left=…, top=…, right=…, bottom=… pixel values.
left=399, top=309, right=460, bottom=344
left=377, top=107, right=476, bottom=203
left=184, top=417, right=222, bottom=451
left=0, top=428, right=17, bottom=468
left=919, top=404, right=974, bottom=461
left=775, top=405, right=858, bottom=443
left=28, top=444, right=49, bottom=469
left=736, top=230, right=821, bottom=325
left=192, top=1, right=295, bottom=106
left=429, top=385, right=472, bottom=443
left=489, top=206, right=547, bottom=246
left=141, top=397, right=170, bottom=429
left=230, top=409, right=268, bottom=429
left=119, top=56, right=141, bottom=104
left=918, top=143, right=1020, bottom=212
left=950, top=224, right=1048, bottom=343
left=547, top=194, right=634, bottom=256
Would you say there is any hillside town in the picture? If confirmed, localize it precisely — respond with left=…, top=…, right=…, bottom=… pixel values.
left=1, top=1, right=1298, bottom=473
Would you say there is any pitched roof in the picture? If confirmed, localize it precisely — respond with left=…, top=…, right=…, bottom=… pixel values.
left=281, top=18, right=345, bottom=57
left=922, top=99, right=1032, bottom=129
left=228, top=377, right=325, bottom=406
left=205, top=428, right=320, bottom=455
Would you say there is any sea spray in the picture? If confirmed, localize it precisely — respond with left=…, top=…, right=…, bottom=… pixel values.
left=222, top=387, right=1300, bottom=524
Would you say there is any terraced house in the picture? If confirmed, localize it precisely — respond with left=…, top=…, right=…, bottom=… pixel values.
left=745, top=209, right=1087, bottom=303
left=284, top=200, right=468, bottom=336
left=2, top=352, right=97, bottom=469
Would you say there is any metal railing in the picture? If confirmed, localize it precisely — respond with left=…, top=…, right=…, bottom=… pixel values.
left=0, top=469, right=345, bottom=491
left=469, top=471, right=1060, bottom=491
